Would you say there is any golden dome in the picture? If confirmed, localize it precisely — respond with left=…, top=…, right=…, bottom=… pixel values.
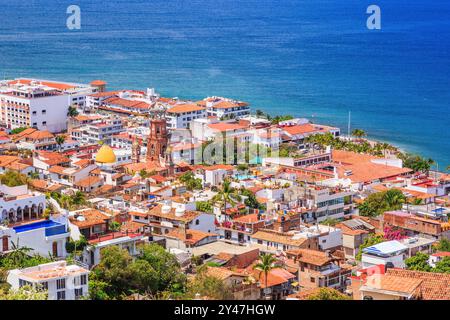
left=95, top=145, right=116, bottom=164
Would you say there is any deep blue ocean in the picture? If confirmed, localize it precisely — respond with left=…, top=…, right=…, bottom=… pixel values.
left=0, top=0, right=449, bottom=166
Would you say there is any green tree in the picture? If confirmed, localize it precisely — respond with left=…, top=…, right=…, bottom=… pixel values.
left=67, top=106, right=79, bottom=117
left=358, top=189, right=405, bottom=217
left=139, top=169, right=149, bottom=179
left=307, top=288, right=352, bottom=300
left=55, top=135, right=66, bottom=151
left=196, top=201, right=213, bottom=213
left=321, top=217, right=339, bottom=226
left=90, top=246, right=133, bottom=299
left=212, top=179, right=241, bottom=214
left=0, top=285, right=47, bottom=300
left=179, top=172, right=202, bottom=191
left=184, top=267, right=234, bottom=300
left=405, top=252, right=432, bottom=272
left=10, top=127, right=28, bottom=135
left=138, top=243, right=186, bottom=293
left=0, top=170, right=28, bottom=187
left=356, top=234, right=385, bottom=261
left=435, top=238, right=450, bottom=252
left=398, top=153, right=435, bottom=173
left=109, top=221, right=121, bottom=232
left=433, top=257, right=450, bottom=274
left=351, top=129, right=367, bottom=139
left=253, top=253, right=279, bottom=298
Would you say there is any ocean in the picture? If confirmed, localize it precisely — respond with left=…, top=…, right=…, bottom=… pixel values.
left=0, top=0, right=449, bottom=166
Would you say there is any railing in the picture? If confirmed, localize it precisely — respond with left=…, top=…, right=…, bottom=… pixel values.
left=45, top=224, right=67, bottom=237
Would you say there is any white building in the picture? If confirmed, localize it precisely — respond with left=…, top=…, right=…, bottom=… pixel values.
left=361, top=240, right=408, bottom=269
left=0, top=216, right=70, bottom=259
left=75, top=118, right=124, bottom=145
left=204, top=97, right=250, bottom=119
left=166, top=103, right=207, bottom=129
left=0, top=184, right=46, bottom=224
left=7, top=261, right=89, bottom=300
left=0, top=82, right=70, bottom=133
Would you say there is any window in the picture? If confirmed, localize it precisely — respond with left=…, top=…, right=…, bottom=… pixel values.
left=42, top=121, right=47, bottom=126
left=74, top=288, right=83, bottom=299
left=42, top=110, right=46, bottom=114
left=32, top=111, right=37, bottom=115
left=195, top=219, right=199, bottom=225
left=56, top=278, right=66, bottom=290
left=80, top=274, right=87, bottom=285
left=310, top=277, right=315, bottom=283
left=57, top=291, right=66, bottom=300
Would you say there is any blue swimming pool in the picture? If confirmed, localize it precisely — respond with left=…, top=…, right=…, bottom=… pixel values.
left=236, top=174, right=256, bottom=180
left=13, top=220, right=62, bottom=233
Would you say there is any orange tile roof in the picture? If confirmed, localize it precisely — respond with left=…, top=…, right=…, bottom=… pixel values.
left=9, top=79, right=76, bottom=90
left=331, top=150, right=413, bottom=183
left=104, top=97, right=150, bottom=110
left=210, top=100, right=248, bottom=109
left=167, top=103, right=205, bottom=114
left=165, top=228, right=217, bottom=245
left=232, top=213, right=260, bottom=224
left=73, top=176, right=103, bottom=188
left=69, top=209, right=110, bottom=228
left=207, top=122, right=248, bottom=132
left=147, top=204, right=201, bottom=223
left=363, top=273, right=422, bottom=297
left=386, top=269, right=450, bottom=300
left=286, top=249, right=334, bottom=266
left=282, top=124, right=317, bottom=136
left=252, top=230, right=308, bottom=247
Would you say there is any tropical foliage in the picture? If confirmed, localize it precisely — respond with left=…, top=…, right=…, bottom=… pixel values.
left=89, top=244, right=186, bottom=300
left=183, top=265, right=233, bottom=300
left=307, top=287, right=352, bottom=300
left=356, top=234, right=386, bottom=261
left=0, top=170, right=28, bottom=187
left=10, top=127, right=28, bottom=135
left=358, top=189, right=406, bottom=217
left=48, top=191, right=87, bottom=210
left=398, top=153, right=435, bottom=173
left=0, top=240, right=52, bottom=270
left=253, top=253, right=279, bottom=293
left=0, top=285, right=48, bottom=300
left=179, top=172, right=202, bottom=191
left=211, top=179, right=241, bottom=213
left=305, top=132, right=397, bottom=157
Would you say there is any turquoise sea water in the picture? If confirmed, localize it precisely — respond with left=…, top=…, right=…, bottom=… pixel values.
left=0, top=0, right=449, bottom=166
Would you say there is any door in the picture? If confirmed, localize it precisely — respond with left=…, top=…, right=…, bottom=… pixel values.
left=2, top=236, right=8, bottom=252
left=52, top=241, right=58, bottom=257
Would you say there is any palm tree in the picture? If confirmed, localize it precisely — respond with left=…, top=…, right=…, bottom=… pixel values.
left=384, top=189, right=406, bottom=210
left=71, top=191, right=86, bottom=207
left=253, top=253, right=280, bottom=299
left=351, top=129, right=367, bottom=139
left=67, top=105, right=79, bottom=117
left=55, top=135, right=65, bottom=151
left=8, top=239, right=33, bottom=267
left=211, top=179, right=241, bottom=215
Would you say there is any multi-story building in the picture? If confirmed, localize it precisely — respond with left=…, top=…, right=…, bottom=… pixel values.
left=0, top=82, right=69, bottom=133
left=73, top=118, right=124, bottom=145
left=203, top=97, right=250, bottom=119
left=166, top=103, right=206, bottom=129
left=286, top=249, right=352, bottom=291
left=7, top=261, right=89, bottom=300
